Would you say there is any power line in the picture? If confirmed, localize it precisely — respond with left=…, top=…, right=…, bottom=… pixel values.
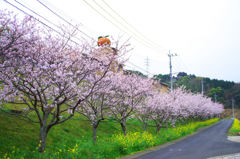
left=36, top=0, right=99, bottom=37
left=168, top=54, right=192, bottom=78
left=39, top=0, right=168, bottom=54
left=3, top=0, right=81, bottom=46
left=60, top=0, right=192, bottom=80
left=91, top=0, right=157, bottom=49
left=125, top=64, right=152, bottom=77
left=35, top=0, right=94, bottom=40
left=126, top=61, right=155, bottom=76
left=100, top=0, right=166, bottom=50
left=3, top=0, right=158, bottom=77
left=81, top=0, right=157, bottom=49
left=95, top=1, right=192, bottom=76
left=35, top=0, right=169, bottom=75
left=38, top=0, right=174, bottom=76
left=13, top=0, right=83, bottom=42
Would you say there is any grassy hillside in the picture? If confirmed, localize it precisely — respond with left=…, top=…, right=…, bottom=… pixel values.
left=0, top=111, right=219, bottom=159
left=0, top=111, right=145, bottom=159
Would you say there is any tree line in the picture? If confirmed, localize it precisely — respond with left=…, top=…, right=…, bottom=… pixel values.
left=0, top=10, right=223, bottom=152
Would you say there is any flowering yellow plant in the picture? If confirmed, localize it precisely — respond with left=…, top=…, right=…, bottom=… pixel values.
left=229, top=118, right=240, bottom=135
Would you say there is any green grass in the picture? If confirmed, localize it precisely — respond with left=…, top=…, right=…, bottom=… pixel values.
left=228, top=118, right=240, bottom=135
left=0, top=110, right=219, bottom=159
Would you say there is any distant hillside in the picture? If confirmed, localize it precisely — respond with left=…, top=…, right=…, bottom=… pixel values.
left=153, top=72, right=240, bottom=109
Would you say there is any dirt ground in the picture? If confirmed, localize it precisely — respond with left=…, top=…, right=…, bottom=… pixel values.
left=221, top=108, right=240, bottom=119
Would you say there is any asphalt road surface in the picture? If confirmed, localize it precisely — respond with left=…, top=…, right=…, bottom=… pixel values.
left=136, top=120, right=240, bottom=159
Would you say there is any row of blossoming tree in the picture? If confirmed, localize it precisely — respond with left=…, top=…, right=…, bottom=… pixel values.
left=0, top=10, right=224, bottom=152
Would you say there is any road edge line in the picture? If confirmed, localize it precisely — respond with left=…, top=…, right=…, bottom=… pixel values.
left=120, top=120, right=222, bottom=159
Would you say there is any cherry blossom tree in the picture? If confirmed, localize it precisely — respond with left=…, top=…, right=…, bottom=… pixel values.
left=107, top=73, right=154, bottom=136
left=77, top=73, right=113, bottom=144
left=0, top=10, right=119, bottom=152
left=146, top=87, right=224, bottom=133
left=146, top=91, right=171, bottom=133
left=0, top=9, right=224, bottom=151
left=0, top=10, right=39, bottom=68
left=76, top=43, right=129, bottom=144
left=136, top=101, right=152, bottom=131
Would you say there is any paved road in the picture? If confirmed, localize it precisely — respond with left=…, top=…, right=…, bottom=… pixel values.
left=136, top=120, right=240, bottom=159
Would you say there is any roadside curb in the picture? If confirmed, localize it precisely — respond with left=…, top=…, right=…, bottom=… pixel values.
left=208, top=152, right=240, bottom=159
left=227, top=136, right=240, bottom=143
left=120, top=121, right=221, bottom=159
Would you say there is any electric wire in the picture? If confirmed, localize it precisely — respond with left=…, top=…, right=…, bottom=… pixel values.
left=91, top=0, right=157, bottom=48
left=126, top=61, right=155, bottom=76
left=3, top=0, right=172, bottom=77
left=35, top=0, right=94, bottom=41
left=81, top=0, right=155, bottom=49
left=3, top=0, right=81, bottom=46
left=36, top=0, right=99, bottom=37
left=35, top=0, right=171, bottom=74
left=100, top=0, right=166, bottom=49
left=13, top=0, right=85, bottom=43
left=94, top=1, right=192, bottom=77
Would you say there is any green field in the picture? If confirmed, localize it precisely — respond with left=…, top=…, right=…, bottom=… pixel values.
left=0, top=110, right=219, bottom=159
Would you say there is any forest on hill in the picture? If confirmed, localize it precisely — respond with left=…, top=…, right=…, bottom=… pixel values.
left=127, top=70, right=239, bottom=109
left=154, top=72, right=239, bottom=109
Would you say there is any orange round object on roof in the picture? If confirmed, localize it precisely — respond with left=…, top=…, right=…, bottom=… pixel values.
left=97, top=36, right=111, bottom=46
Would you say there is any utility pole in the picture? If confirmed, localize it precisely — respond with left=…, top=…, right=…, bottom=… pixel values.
left=145, top=56, right=149, bottom=78
left=201, top=79, right=204, bottom=96
left=168, top=50, right=177, bottom=91
left=214, top=94, right=217, bottom=103
left=232, top=98, right=235, bottom=119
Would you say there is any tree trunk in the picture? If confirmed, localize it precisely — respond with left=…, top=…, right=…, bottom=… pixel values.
left=92, top=125, right=97, bottom=145
left=120, top=119, right=127, bottom=136
left=156, top=125, right=161, bottom=134
left=166, top=122, right=169, bottom=130
left=38, top=125, right=48, bottom=152
left=38, top=113, right=50, bottom=152
left=143, top=122, right=147, bottom=132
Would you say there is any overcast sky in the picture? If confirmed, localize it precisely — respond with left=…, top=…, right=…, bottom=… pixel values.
left=1, top=0, right=240, bottom=82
